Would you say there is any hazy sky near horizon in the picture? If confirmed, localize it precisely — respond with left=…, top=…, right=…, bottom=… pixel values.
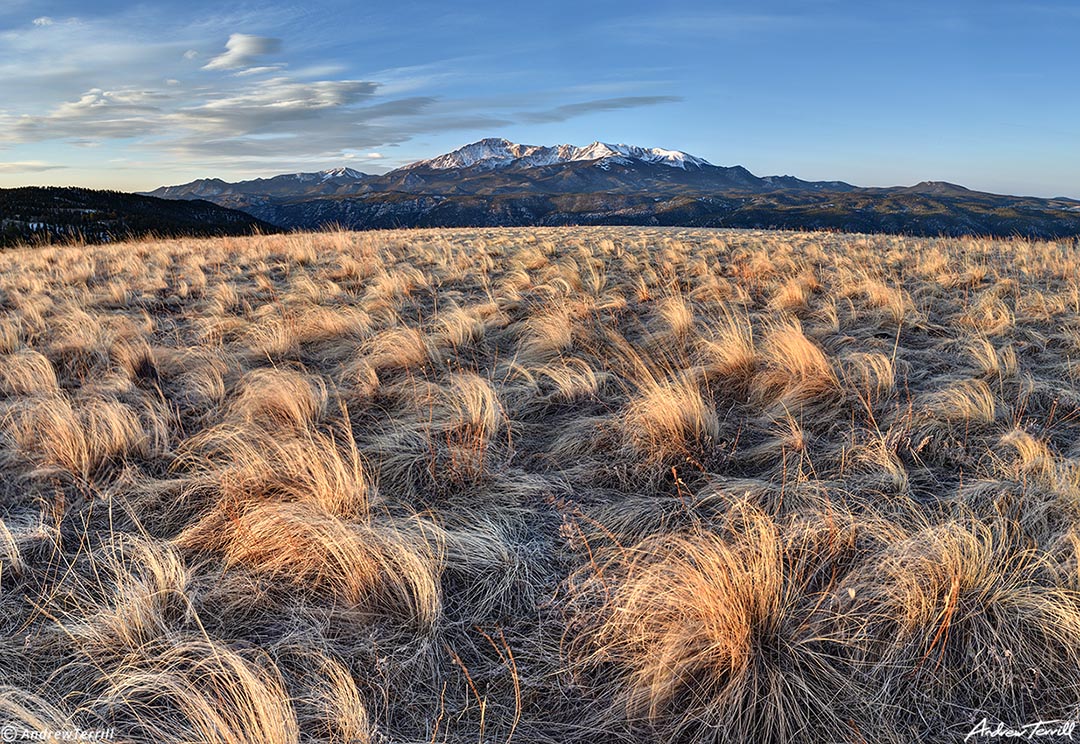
left=0, top=0, right=1077, bottom=196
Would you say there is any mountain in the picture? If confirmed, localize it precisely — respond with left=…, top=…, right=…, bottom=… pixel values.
left=895, top=181, right=975, bottom=197
left=144, top=138, right=1080, bottom=239
left=0, top=187, right=277, bottom=248
left=401, top=137, right=713, bottom=171
left=145, top=139, right=838, bottom=206
left=761, top=175, right=858, bottom=192
left=241, top=190, right=1080, bottom=238
left=147, top=167, right=370, bottom=211
left=144, top=141, right=771, bottom=203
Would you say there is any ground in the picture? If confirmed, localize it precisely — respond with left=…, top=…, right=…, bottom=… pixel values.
left=0, top=226, right=1078, bottom=743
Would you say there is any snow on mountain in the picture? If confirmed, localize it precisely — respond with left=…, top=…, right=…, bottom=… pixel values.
left=278, top=168, right=367, bottom=182
left=399, top=138, right=712, bottom=172
left=152, top=168, right=367, bottom=198
left=265, top=167, right=367, bottom=183
left=319, top=167, right=367, bottom=180
left=409, top=139, right=540, bottom=170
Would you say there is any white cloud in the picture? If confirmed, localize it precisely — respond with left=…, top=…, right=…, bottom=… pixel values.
left=233, top=65, right=285, bottom=77
left=32, top=16, right=53, bottom=26
left=183, top=49, right=199, bottom=60
left=6, top=87, right=170, bottom=142
left=0, top=161, right=64, bottom=172
left=185, top=78, right=376, bottom=120
left=203, top=33, right=281, bottom=71
left=365, top=152, right=384, bottom=159
left=518, top=96, right=681, bottom=123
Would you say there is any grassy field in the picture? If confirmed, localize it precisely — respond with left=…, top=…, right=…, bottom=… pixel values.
left=1, top=226, right=1079, bottom=743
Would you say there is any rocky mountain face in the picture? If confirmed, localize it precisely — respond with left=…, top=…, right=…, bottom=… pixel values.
left=143, top=138, right=1080, bottom=239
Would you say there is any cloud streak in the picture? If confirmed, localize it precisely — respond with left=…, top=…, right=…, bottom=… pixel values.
left=518, top=95, right=682, bottom=123
left=0, top=161, right=65, bottom=172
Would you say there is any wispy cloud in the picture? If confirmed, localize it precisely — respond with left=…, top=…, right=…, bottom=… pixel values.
left=173, top=78, right=380, bottom=142
left=32, top=16, right=53, bottom=26
left=202, top=33, right=282, bottom=71
left=233, top=65, right=285, bottom=77
left=8, top=87, right=170, bottom=142
left=519, top=95, right=682, bottom=123
left=0, top=161, right=65, bottom=172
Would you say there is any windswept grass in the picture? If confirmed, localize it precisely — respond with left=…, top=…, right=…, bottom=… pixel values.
left=1, top=226, right=1079, bottom=743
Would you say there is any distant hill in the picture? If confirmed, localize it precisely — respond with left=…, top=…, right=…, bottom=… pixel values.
left=147, top=168, right=371, bottom=212
left=0, top=187, right=277, bottom=248
left=140, top=137, right=1080, bottom=239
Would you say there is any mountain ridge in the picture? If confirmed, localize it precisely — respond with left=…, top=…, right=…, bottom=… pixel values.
left=144, top=138, right=836, bottom=203
left=0, top=187, right=277, bottom=247
left=140, top=138, right=1080, bottom=239
left=395, top=137, right=713, bottom=172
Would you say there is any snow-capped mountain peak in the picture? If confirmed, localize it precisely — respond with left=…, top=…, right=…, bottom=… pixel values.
left=398, top=139, right=712, bottom=172
left=319, top=167, right=367, bottom=180
left=405, top=138, right=553, bottom=171
left=278, top=167, right=367, bottom=183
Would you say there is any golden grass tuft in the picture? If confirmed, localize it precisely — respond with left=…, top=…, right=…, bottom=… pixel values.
left=623, top=372, right=719, bottom=465
left=97, top=639, right=301, bottom=744
left=654, top=293, right=695, bottom=337
left=4, top=394, right=158, bottom=480
left=844, top=518, right=1080, bottom=723
left=276, top=646, right=373, bottom=744
left=181, top=421, right=373, bottom=519
left=751, top=319, right=838, bottom=409
left=573, top=503, right=883, bottom=743
left=59, top=534, right=192, bottom=656
left=228, top=367, right=327, bottom=432
left=0, top=349, right=59, bottom=397
left=519, top=305, right=574, bottom=357
left=361, top=326, right=431, bottom=376
left=698, top=303, right=757, bottom=387
left=176, top=500, right=440, bottom=626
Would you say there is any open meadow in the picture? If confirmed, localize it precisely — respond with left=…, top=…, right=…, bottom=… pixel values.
left=1, top=226, right=1079, bottom=743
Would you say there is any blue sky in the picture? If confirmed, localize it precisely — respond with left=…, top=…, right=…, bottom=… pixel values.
left=0, top=0, right=1077, bottom=196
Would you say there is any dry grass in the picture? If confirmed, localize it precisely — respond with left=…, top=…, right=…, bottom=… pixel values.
left=1, top=226, right=1079, bottom=743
